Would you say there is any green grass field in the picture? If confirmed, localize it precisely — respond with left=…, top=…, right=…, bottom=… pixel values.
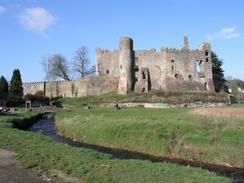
left=55, top=104, right=244, bottom=169
left=0, top=112, right=232, bottom=182
left=231, top=103, right=244, bottom=108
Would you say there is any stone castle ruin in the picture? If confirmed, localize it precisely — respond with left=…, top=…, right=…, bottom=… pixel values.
left=23, top=36, right=215, bottom=97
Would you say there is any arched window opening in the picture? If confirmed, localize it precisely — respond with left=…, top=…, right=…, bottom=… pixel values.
left=195, top=60, right=202, bottom=73
left=204, top=82, right=209, bottom=91
left=142, top=71, right=146, bottom=79
left=205, top=50, right=209, bottom=56
left=142, top=87, right=145, bottom=93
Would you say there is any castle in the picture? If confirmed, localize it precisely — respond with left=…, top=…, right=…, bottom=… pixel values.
left=23, top=36, right=215, bottom=97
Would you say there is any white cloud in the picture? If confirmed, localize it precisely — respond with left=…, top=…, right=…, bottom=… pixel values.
left=207, top=26, right=240, bottom=40
left=0, top=6, right=7, bottom=14
left=220, top=27, right=240, bottom=39
left=18, top=7, right=56, bottom=33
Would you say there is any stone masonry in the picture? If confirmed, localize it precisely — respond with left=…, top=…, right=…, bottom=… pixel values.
left=96, top=36, right=215, bottom=94
left=23, top=36, right=215, bottom=97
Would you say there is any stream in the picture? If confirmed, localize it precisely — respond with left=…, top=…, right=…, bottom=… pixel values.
left=28, top=114, right=244, bottom=183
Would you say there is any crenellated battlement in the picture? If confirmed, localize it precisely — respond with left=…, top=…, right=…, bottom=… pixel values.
left=23, top=81, right=45, bottom=85
left=23, top=77, right=100, bottom=86
left=136, top=49, right=157, bottom=54
left=23, top=80, right=74, bottom=85
left=96, top=48, right=119, bottom=54
left=134, top=47, right=203, bottom=58
left=134, top=46, right=202, bottom=55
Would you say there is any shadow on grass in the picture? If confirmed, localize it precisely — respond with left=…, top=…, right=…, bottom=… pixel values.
left=0, top=113, right=20, bottom=117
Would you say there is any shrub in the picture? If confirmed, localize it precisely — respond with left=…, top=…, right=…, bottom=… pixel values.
left=6, top=95, right=25, bottom=107
left=237, top=93, right=244, bottom=103
left=35, top=90, right=45, bottom=97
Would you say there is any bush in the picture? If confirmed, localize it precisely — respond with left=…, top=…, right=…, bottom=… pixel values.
left=236, top=93, right=244, bottom=103
left=11, top=113, right=42, bottom=129
left=35, top=90, right=45, bottom=96
left=6, top=95, right=25, bottom=107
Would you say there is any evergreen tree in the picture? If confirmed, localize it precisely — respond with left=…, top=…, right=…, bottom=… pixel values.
left=9, top=69, right=23, bottom=97
left=0, top=76, right=9, bottom=99
left=212, top=52, right=226, bottom=92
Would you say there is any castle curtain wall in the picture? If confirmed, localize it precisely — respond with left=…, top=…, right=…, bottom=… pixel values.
left=23, top=76, right=119, bottom=98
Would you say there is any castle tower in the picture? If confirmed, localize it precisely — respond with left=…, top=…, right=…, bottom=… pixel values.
left=118, top=37, right=134, bottom=94
left=199, top=42, right=215, bottom=91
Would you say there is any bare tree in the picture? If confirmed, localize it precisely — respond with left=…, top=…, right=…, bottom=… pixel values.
left=73, top=47, right=95, bottom=78
left=41, top=56, right=54, bottom=81
left=88, top=65, right=96, bottom=76
left=41, top=54, right=71, bottom=81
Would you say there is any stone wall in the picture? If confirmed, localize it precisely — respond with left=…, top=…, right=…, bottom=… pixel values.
left=23, top=82, right=46, bottom=96
left=96, top=49, right=120, bottom=77
left=23, top=76, right=119, bottom=98
left=161, top=47, right=214, bottom=92
left=96, top=36, right=215, bottom=93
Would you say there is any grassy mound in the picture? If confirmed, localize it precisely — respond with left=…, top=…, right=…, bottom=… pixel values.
left=52, top=91, right=228, bottom=108
left=56, top=106, right=244, bottom=169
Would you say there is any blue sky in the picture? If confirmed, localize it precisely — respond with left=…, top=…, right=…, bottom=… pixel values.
left=0, top=0, right=243, bottom=82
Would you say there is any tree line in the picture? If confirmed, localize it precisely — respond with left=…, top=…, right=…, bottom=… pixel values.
left=41, top=46, right=95, bottom=81
left=227, top=77, right=244, bottom=95
left=0, top=69, right=23, bottom=100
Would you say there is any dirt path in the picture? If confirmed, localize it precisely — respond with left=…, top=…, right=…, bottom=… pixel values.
left=0, top=148, right=81, bottom=183
left=0, top=148, right=43, bottom=183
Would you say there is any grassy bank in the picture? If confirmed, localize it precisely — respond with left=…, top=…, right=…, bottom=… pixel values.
left=53, top=91, right=228, bottom=108
left=55, top=106, right=244, bottom=169
left=0, top=112, right=232, bottom=182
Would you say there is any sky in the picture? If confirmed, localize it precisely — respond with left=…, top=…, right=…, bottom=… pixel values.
left=0, top=0, right=243, bottom=82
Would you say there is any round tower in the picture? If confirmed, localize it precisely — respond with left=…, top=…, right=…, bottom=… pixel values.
left=118, top=37, right=133, bottom=94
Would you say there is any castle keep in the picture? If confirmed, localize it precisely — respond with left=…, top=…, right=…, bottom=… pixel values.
left=23, top=36, right=215, bottom=97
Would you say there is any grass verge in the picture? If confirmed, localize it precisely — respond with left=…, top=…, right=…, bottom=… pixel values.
left=52, top=91, right=228, bottom=108
left=0, top=112, right=232, bottom=183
